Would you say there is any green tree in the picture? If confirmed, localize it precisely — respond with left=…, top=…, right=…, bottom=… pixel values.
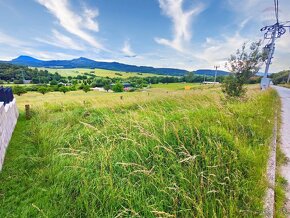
left=223, top=41, right=266, bottom=97
left=185, top=71, right=194, bottom=82
left=104, top=84, right=110, bottom=92
left=112, top=82, right=124, bottom=92
left=12, top=86, right=27, bottom=96
left=50, top=80, right=58, bottom=86
left=37, top=86, right=49, bottom=95
left=83, top=85, right=91, bottom=93
left=59, top=86, right=69, bottom=94
left=222, top=76, right=245, bottom=97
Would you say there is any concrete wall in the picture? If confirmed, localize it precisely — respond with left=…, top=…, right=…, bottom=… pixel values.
left=0, top=99, right=19, bottom=171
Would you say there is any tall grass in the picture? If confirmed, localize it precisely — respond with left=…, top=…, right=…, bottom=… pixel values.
left=0, top=88, right=278, bottom=217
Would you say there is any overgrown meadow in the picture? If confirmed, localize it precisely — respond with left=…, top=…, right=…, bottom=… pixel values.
left=0, top=86, right=279, bottom=217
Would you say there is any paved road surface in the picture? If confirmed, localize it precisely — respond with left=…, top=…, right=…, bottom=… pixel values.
left=274, top=86, right=290, bottom=215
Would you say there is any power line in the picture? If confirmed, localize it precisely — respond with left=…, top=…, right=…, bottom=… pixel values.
left=274, top=0, right=279, bottom=23
left=260, top=0, right=290, bottom=90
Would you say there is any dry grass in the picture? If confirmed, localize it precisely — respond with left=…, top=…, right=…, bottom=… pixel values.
left=15, top=86, right=215, bottom=112
left=38, top=68, right=162, bottom=78
left=0, top=84, right=279, bottom=217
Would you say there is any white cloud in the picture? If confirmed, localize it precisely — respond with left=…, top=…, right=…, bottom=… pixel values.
left=188, top=0, right=287, bottom=72
left=35, top=29, right=85, bottom=51
left=0, top=32, right=28, bottom=47
left=21, top=49, right=76, bottom=60
left=83, top=8, right=99, bottom=31
left=197, top=33, right=250, bottom=70
left=37, top=0, right=103, bottom=50
left=155, top=0, right=205, bottom=52
left=0, top=31, right=77, bottom=61
left=271, top=36, right=290, bottom=72
left=121, top=40, right=136, bottom=57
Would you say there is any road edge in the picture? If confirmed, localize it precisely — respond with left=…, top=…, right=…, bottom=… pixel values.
left=264, top=110, right=278, bottom=218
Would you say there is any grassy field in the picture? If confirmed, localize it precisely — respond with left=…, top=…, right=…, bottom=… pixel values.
left=151, top=83, right=216, bottom=90
left=38, top=68, right=162, bottom=78
left=13, top=84, right=219, bottom=111
left=0, top=85, right=279, bottom=217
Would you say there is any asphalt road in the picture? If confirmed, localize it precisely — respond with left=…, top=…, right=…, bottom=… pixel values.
left=274, top=86, right=290, bottom=215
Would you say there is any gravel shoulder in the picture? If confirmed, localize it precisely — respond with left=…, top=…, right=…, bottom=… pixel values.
left=274, top=86, right=290, bottom=215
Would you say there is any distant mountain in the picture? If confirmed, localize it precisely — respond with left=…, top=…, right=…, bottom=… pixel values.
left=11, top=55, right=43, bottom=65
left=6, top=56, right=230, bottom=77
left=8, top=56, right=188, bottom=76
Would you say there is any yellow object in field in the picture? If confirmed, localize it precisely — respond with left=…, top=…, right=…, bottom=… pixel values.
left=184, top=86, right=191, bottom=90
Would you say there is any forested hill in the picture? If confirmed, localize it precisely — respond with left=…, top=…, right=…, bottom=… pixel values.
left=7, top=56, right=188, bottom=76
left=0, top=63, right=62, bottom=84
left=3, top=56, right=230, bottom=77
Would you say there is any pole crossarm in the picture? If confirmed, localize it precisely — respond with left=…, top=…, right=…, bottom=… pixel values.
left=261, top=22, right=290, bottom=40
left=260, top=16, right=290, bottom=90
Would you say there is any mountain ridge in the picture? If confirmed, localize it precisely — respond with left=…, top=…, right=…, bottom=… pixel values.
left=5, top=56, right=230, bottom=77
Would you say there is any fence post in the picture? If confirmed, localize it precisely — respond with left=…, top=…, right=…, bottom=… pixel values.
left=25, top=104, right=31, bottom=120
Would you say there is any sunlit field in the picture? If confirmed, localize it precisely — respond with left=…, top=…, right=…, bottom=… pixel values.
left=0, top=84, right=279, bottom=217
left=38, top=68, right=162, bottom=78
left=151, top=83, right=217, bottom=90
left=14, top=83, right=222, bottom=111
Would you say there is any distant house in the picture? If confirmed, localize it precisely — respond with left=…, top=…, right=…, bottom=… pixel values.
left=111, top=83, right=132, bottom=91
left=23, top=80, right=32, bottom=84
left=123, top=83, right=133, bottom=91
left=58, top=82, right=72, bottom=86
left=123, top=83, right=132, bottom=88
left=202, top=81, right=220, bottom=85
left=91, top=87, right=106, bottom=92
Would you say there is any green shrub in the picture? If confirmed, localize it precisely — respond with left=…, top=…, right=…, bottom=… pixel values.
left=59, top=86, right=69, bottom=94
left=12, top=86, right=27, bottom=96
left=222, top=76, right=245, bottom=97
left=112, top=82, right=124, bottom=92
left=82, top=85, right=91, bottom=93
left=37, top=86, right=49, bottom=95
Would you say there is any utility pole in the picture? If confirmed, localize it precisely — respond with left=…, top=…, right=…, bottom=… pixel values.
left=214, top=65, right=220, bottom=83
left=261, top=24, right=277, bottom=90
left=260, top=0, right=290, bottom=90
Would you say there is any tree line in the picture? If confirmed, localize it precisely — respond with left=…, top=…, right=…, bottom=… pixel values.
left=0, top=63, right=228, bottom=88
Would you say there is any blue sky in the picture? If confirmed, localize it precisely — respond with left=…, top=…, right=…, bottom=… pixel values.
left=0, top=0, right=289, bottom=72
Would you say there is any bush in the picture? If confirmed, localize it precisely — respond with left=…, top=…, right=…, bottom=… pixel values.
left=37, top=86, right=49, bottom=95
left=59, top=86, right=69, bottom=94
left=83, top=85, right=91, bottom=93
left=104, top=84, right=110, bottom=92
left=222, top=76, right=245, bottom=97
left=50, top=80, right=58, bottom=86
left=12, top=86, right=27, bottom=96
left=224, top=41, right=266, bottom=97
left=112, top=82, right=124, bottom=92
left=13, top=80, right=24, bottom=84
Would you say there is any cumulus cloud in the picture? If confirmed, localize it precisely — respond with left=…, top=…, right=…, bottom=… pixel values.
left=197, top=33, right=252, bottom=70
left=37, top=0, right=103, bottom=50
left=121, top=40, right=136, bottom=57
left=155, top=0, right=205, bottom=52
